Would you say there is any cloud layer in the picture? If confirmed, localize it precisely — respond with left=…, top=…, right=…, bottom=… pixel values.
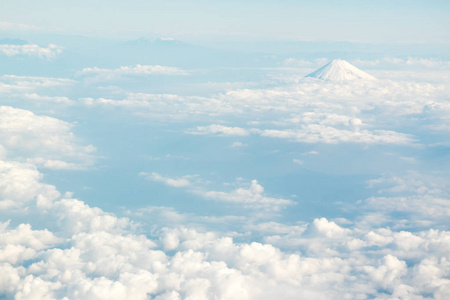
left=82, top=74, right=449, bottom=146
left=0, top=51, right=449, bottom=299
left=0, top=44, right=63, bottom=59
left=80, top=65, right=189, bottom=82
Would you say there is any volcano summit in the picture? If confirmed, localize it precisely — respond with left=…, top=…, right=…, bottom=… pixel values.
left=306, top=59, right=376, bottom=82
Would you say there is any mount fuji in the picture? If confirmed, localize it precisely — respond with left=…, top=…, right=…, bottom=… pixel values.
left=306, top=59, right=376, bottom=82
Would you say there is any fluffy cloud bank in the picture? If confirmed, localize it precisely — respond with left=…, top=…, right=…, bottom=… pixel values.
left=1, top=214, right=450, bottom=299
left=82, top=73, right=448, bottom=146
left=0, top=106, right=449, bottom=299
left=0, top=106, right=95, bottom=170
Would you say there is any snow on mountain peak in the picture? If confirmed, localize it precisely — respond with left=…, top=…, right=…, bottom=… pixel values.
left=305, top=59, right=376, bottom=82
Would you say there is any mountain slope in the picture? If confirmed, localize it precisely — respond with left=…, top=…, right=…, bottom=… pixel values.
left=306, top=59, right=375, bottom=81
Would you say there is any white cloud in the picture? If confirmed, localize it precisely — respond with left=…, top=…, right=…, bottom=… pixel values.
left=2, top=170, right=450, bottom=300
left=0, top=75, right=75, bottom=105
left=14, top=275, right=62, bottom=300
left=230, top=141, right=246, bottom=148
left=260, top=126, right=414, bottom=144
left=83, top=72, right=448, bottom=121
left=0, top=44, right=63, bottom=59
left=364, top=255, right=408, bottom=291
left=366, top=171, right=444, bottom=196
left=196, top=180, right=295, bottom=212
left=303, top=150, right=319, bottom=155
left=187, top=124, right=250, bottom=136
left=0, top=222, right=60, bottom=251
left=292, top=159, right=303, bottom=165
left=0, top=106, right=95, bottom=169
left=365, top=195, right=450, bottom=223
left=140, top=172, right=191, bottom=188
left=52, top=198, right=133, bottom=235
left=27, top=158, right=85, bottom=170
left=0, top=75, right=75, bottom=89
left=187, top=121, right=413, bottom=145
left=0, top=221, right=61, bottom=265
left=0, top=160, right=60, bottom=210
left=310, top=217, right=350, bottom=238
left=140, top=173, right=295, bottom=215
left=362, top=172, right=450, bottom=226
left=0, top=163, right=132, bottom=235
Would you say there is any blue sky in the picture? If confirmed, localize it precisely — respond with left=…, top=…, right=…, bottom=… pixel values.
left=0, top=2, right=450, bottom=299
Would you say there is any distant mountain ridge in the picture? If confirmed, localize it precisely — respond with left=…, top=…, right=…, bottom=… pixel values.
left=306, top=59, right=376, bottom=82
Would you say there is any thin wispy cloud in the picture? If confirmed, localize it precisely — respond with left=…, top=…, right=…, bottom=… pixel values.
left=187, top=124, right=251, bottom=136
left=0, top=44, right=63, bottom=59
left=80, top=64, right=189, bottom=82
left=140, top=172, right=191, bottom=188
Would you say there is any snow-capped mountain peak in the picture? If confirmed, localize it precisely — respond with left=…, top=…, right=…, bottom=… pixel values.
left=305, top=59, right=375, bottom=82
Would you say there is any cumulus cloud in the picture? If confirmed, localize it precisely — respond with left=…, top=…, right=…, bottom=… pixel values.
left=0, top=160, right=60, bottom=210
left=0, top=164, right=131, bottom=236
left=0, top=106, right=95, bottom=169
left=4, top=218, right=449, bottom=299
left=0, top=220, right=60, bottom=248
left=0, top=44, right=63, bottom=59
left=2, top=159, right=450, bottom=299
left=51, top=198, right=133, bottom=235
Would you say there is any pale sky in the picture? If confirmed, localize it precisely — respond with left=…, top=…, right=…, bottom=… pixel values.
left=1, top=0, right=449, bottom=43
